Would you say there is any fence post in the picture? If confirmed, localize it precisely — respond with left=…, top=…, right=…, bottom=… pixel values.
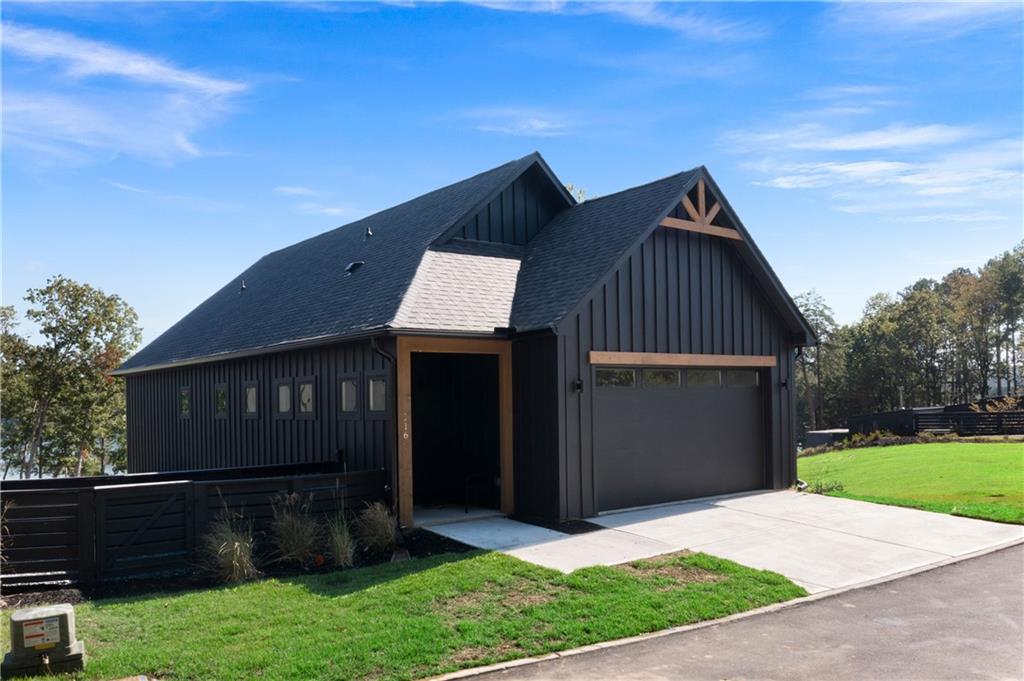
left=77, top=489, right=97, bottom=585
left=184, top=482, right=197, bottom=568
left=94, top=488, right=109, bottom=583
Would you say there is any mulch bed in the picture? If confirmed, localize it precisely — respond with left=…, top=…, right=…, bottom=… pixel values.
left=1, top=529, right=474, bottom=610
left=520, top=517, right=606, bottom=535
left=400, top=527, right=474, bottom=557
left=1, top=587, right=85, bottom=610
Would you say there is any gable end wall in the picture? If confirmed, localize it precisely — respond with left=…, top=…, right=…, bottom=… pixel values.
left=554, top=217, right=798, bottom=519
left=452, top=164, right=566, bottom=246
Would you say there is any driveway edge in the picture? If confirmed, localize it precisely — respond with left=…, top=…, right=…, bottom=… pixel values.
left=428, top=537, right=1024, bottom=681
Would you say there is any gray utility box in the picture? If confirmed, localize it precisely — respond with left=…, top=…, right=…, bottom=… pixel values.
left=2, top=603, right=86, bottom=677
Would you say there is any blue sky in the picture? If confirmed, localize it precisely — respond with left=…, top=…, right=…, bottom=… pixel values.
left=3, top=1, right=1022, bottom=345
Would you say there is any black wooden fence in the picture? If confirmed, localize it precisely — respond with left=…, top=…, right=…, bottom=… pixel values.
left=848, top=410, right=1024, bottom=436
left=915, top=411, right=1024, bottom=436
left=1, top=464, right=387, bottom=589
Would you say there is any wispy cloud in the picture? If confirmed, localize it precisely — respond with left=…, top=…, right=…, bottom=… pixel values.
left=4, top=23, right=246, bottom=96
left=274, top=185, right=322, bottom=197
left=724, top=80, right=1021, bottom=225
left=881, top=212, right=1009, bottom=224
left=463, top=1, right=768, bottom=42
left=805, top=84, right=891, bottom=100
left=726, top=123, right=976, bottom=153
left=2, top=22, right=247, bottom=166
left=294, top=201, right=361, bottom=218
left=745, top=138, right=1021, bottom=217
left=829, top=1, right=1022, bottom=39
left=104, top=179, right=239, bottom=212
left=271, top=184, right=360, bottom=219
left=455, top=106, right=572, bottom=137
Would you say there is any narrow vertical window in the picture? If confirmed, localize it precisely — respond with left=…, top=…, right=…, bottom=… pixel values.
left=179, top=386, right=191, bottom=419
left=214, top=384, right=228, bottom=418
left=243, top=382, right=258, bottom=418
left=297, top=378, right=315, bottom=418
left=339, top=377, right=358, bottom=414
left=277, top=381, right=292, bottom=417
left=368, top=377, right=386, bottom=413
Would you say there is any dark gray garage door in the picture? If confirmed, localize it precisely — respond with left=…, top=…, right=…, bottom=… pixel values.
left=594, top=366, right=765, bottom=512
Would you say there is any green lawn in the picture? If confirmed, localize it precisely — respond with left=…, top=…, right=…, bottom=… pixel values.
left=3, top=550, right=803, bottom=681
left=799, top=442, right=1024, bottom=524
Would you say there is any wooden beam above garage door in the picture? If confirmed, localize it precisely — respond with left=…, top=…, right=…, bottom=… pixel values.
left=589, top=351, right=776, bottom=368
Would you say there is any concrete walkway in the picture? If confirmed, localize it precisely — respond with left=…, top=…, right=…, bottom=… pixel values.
left=427, top=491, right=1024, bottom=592
left=470, top=544, right=1024, bottom=681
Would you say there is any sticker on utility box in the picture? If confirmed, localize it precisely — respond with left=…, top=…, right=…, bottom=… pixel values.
left=23, top=616, right=61, bottom=648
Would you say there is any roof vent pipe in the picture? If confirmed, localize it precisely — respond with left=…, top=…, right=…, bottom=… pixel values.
left=345, top=261, right=365, bottom=275
left=239, top=279, right=247, bottom=292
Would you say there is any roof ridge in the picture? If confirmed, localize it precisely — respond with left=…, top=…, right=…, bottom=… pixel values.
left=574, top=166, right=700, bottom=206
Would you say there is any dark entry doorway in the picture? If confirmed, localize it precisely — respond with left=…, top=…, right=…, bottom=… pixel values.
left=411, top=353, right=501, bottom=510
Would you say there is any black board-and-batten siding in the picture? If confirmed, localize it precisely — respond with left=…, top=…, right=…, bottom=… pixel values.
left=551, top=216, right=799, bottom=520
left=125, top=338, right=395, bottom=477
left=451, top=163, right=567, bottom=246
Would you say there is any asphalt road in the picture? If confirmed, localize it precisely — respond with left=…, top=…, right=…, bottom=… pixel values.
left=477, top=544, right=1024, bottom=681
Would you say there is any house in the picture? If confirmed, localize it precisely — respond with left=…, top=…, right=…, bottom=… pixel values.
left=113, top=153, right=815, bottom=527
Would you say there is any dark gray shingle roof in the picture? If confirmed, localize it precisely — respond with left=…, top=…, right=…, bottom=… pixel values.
left=119, top=154, right=811, bottom=374
left=119, top=155, right=535, bottom=371
left=510, top=169, right=698, bottom=331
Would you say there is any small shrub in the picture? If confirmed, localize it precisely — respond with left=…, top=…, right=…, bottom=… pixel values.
left=798, top=429, right=965, bottom=457
left=269, top=493, right=322, bottom=567
left=807, top=479, right=844, bottom=494
left=355, top=502, right=400, bottom=555
left=200, top=514, right=260, bottom=583
left=325, top=513, right=356, bottom=568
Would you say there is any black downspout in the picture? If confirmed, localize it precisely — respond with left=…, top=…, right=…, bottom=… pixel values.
left=370, top=335, right=398, bottom=511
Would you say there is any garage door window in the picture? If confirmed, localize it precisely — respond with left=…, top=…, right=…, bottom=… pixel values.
left=687, top=369, right=721, bottom=387
left=725, top=369, right=759, bottom=387
left=643, top=369, right=680, bottom=387
left=596, top=368, right=635, bottom=387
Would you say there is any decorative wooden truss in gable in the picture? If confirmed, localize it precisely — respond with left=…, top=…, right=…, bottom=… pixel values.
left=659, top=179, right=742, bottom=241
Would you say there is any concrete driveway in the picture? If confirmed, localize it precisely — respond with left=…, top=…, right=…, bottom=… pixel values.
left=428, top=491, right=1024, bottom=593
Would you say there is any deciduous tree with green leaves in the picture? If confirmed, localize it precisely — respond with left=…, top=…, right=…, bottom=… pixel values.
left=4, top=276, right=140, bottom=478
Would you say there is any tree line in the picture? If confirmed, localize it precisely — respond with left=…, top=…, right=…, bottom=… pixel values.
left=1, top=276, right=141, bottom=479
left=795, top=242, right=1024, bottom=432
